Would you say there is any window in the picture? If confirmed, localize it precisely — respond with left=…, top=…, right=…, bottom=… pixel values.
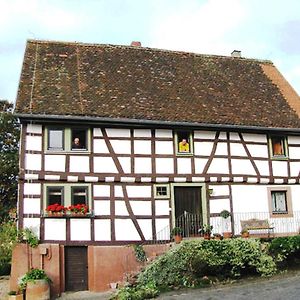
left=271, top=191, right=287, bottom=214
left=48, top=129, right=64, bottom=150
left=154, top=184, right=170, bottom=199
left=71, top=129, right=87, bottom=150
left=268, top=187, right=293, bottom=218
left=46, top=127, right=90, bottom=152
left=47, top=186, right=64, bottom=205
left=269, top=136, right=288, bottom=158
left=71, top=186, right=88, bottom=205
left=175, top=131, right=193, bottom=155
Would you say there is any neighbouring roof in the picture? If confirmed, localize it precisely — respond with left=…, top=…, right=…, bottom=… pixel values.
left=15, top=39, right=300, bottom=129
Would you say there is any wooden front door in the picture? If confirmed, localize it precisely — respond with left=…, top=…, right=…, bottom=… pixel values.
left=174, top=186, right=203, bottom=236
left=65, top=246, right=88, bottom=291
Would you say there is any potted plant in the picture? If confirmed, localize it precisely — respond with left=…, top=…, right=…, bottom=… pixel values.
left=68, top=203, right=89, bottom=216
left=213, top=233, right=222, bottom=240
left=171, top=227, right=183, bottom=244
left=7, top=290, right=23, bottom=300
left=45, top=203, right=66, bottom=216
left=198, top=224, right=213, bottom=240
left=220, top=210, right=232, bottom=238
left=241, top=228, right=250, bottom=238
left=19, top=268, right=51, bottom=300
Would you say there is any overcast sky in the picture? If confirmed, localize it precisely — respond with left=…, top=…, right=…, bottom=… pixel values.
left=1, top=0, right=299, bottom=103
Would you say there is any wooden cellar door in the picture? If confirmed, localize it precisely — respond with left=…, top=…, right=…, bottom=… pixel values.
left=65, top=246, right=88, bottom=291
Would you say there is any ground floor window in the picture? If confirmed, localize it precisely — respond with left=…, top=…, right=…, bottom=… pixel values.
left=268, top=187, right=293, bottom=218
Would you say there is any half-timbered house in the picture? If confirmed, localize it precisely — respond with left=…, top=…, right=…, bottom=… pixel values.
left=12, top=40, right=300, bottom=295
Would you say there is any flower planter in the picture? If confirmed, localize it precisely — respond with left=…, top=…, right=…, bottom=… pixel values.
left=174, top=235, right=183, bottom=244
left=8, top=294, right=23, bottom=300
left=204, top=234, right=211, bottom=240
left=242, top=232, right=250, bottom=238
left=223, top=232, right=232, bottom=239
left=26, top=279, right=50, bottom=300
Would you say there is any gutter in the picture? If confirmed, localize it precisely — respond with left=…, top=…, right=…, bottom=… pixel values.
left=14, top=113, right=300, bottom=134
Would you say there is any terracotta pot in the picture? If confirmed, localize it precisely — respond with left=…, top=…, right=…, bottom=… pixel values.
left=8, top=294, right=23, bottom=300
left=223, top=232, right=232, bottom=239
left=204, top=234, right=211, bottom=240
left=174, top=235, right=183, bottom=244
left=242, top=232, right=250, bottom=238
left=26, top=279, right=50, bottom=300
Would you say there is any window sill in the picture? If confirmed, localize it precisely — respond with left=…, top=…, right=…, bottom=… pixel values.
left=45, top=150, right=91, bottom=155
left=270, top=212, right=293, bottom=218
left=176, top=152, right=194, bottom=157
left=271, top=155, right=289, bottom=161
left=43, top=212, right=94, bottom=218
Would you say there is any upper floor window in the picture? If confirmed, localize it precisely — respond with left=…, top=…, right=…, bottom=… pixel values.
left=46, top=127, right=90, bottom=152
left=47, top=186, right=64, bottom=206
left=48, top=129, right=64, bottom=150
left=71, top=186, right=88, bottom=205
left=154, top=184, right=170, bottom=199
left=269, top=135, right=288, bottom=159
left=71, top=129, right=87, bottom=150
left=175, top=131, right=193, bottom=155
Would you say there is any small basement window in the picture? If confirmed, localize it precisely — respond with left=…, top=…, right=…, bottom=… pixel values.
left=47, top=186, right=64, bottom=206
left=71, top=129, right=87, bottom=150
left=154, top=184, right=170, bottom=199
left=175, top=131, right=193, bottom=155
left=270, top=136, right=288, bottom=158
left=71, top=186, right=88, bottom=205
left=48, top=128, right=64, bottom=150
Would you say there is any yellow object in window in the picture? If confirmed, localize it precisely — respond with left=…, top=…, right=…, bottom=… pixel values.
left=179, top=140, right=190, bottom=152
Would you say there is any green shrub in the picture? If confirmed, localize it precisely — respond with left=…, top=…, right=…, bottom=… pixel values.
left=0, top=221, right=19, bottom=274
left=269, top=236, right=300, bottom=263
left=133, top=245, right=147, bottom=263
left=19, top=268, right=52, bottom=291
left=112, top=281, right=159, bottom=300
left=137, top=239, right=276, bottom=291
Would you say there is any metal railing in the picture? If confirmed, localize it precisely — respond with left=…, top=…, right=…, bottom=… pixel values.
left=175, top=211, right=203, bottom=237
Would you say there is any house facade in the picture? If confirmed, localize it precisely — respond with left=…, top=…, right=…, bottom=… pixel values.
left=12, top=40, right=300, bottom=294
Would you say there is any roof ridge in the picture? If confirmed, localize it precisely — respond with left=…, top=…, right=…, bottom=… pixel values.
left=26, top=39, right=273, bottom=65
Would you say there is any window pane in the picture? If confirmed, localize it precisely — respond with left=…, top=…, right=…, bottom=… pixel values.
left=48, top=129, right=64, bottom=150
left=271, top=191, right=287, bottom=213
left=71, top=129, right=87, bottom=150
left=47, top=187, right=63, bottom=205
left=177, top=131, right=190, bottom=153
left=156, top=186, right=167, bottom=196
left=72, top=187, right=88, bottom=205
left=272, top=137, right=285, bottom=156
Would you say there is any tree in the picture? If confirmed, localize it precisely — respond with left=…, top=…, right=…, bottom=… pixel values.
left=0, top=100, right=20, bottom=223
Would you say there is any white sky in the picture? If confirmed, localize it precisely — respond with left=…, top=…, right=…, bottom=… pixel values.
left=0, top=0, right=299, bottom=102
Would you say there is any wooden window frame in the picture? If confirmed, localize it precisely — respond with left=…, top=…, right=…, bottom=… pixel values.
left=268, top=135, right=288, bottom=160
left=46, top=186, right=64, bottom=206
left=71, top=186, right=89, bottom=206
left=154, top=184, right=170, bottom=199
left=43, top=183, right=91, bottom=211
left=174, top=131, right=194, bottom=156
left=47, top=127, right=65, bottom=151
left=45, top=127, right=91, bottom=153
left=267, top=186, right=293, bottom=218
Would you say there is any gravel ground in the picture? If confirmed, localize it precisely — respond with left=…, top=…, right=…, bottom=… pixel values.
left=0, top=276, right=10, bottom=300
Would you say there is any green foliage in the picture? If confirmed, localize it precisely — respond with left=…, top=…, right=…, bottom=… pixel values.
left=112, top=281, right=159, bottom=300
left=198, top=224, right=213, bottom=235
left=19, top=268, right=51, bottom=291
left=0, top=221, right=19, bottom=275
left=22, top=228, right=39, bottom=248
left=268, top=236, right=300, bottom=262
left=137, top=239, right=276, bottom=292
left=0, top=100, right=20, bottom=223
left=133, top=244, right=147, bottom=263
left=170, top=227, right=183, bottom=237
left=220, top=210, right=231, bottom=219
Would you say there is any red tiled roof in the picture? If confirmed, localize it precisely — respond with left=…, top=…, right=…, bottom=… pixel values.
left=15, top=40, right=300, bottom=129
